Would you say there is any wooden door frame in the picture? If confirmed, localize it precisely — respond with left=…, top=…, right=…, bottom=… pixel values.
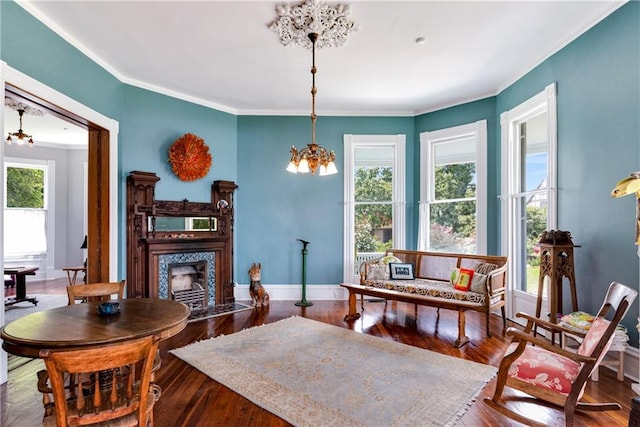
left=1, top=63, right=119, bottom=384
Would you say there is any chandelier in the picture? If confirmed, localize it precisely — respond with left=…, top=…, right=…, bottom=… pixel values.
left=5, top=97, right=43, bottom=147
left=271, top=0, right=357, bottom=176
left=7, top=109, right=34, bottom=146
left=286, top=32, right=337, bottom=176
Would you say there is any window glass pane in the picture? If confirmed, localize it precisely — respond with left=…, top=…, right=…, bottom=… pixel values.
left=521, top=194, right=549, bottom=293
left=6, top=166, right=44, bottom=208
left=354, top=167, right=392, bottom=202
left=355, top=203, right=393, bottom=253
left=354, top=146, right=393, bottom=203
left=4, top=209, right=47, bottom=253
left=429, top=201, right=476, bottom=253
left=521, top=112, right=548, bottom=192
left=434, top=163, right=476, bottom=200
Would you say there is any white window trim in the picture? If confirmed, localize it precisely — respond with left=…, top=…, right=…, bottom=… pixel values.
left=500, top=82, right=557, bottom=321
left=343, top=134, right=406, bottom=284
left=4, top=158, right=56, bottom=273
left=418, top=120, right=487, bottom=253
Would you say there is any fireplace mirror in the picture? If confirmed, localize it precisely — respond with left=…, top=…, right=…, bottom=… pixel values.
left=148, top=216, right=217, bottom=233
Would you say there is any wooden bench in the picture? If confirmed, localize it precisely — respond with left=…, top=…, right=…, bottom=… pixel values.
left=341, top=250, right=508, bottom=347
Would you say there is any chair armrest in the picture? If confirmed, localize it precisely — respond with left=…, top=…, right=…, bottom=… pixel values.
left=486, top=264, right=508, bottom=294
left=507, top=328, right=597, bottom=364
left=514, top=312, right=581, bottom=335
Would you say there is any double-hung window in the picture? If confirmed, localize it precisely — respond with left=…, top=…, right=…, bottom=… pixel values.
left=418, top=120, right=487, bottom=254
left=343, top=135, right=406, bottom=284
left=4, top=158, right=54, bottom=260
left=500, top=83, right=557, bottom=321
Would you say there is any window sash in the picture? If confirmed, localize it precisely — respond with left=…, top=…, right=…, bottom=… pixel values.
left=419, top=120, right=487, bottom=253
left=343, top=134, right=406, bottom=283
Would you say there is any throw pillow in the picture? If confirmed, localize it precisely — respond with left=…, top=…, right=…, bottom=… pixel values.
left=367, top=265, right=387, bottom=281
left=560, top=311, right=595, bottom=331
left=450, top=268, right=460, bottom=285
left=474, top=262, right=499, bottom=275
left=378, top=254, right=403, bottom=266
left=469, top=272, right=488, bottom=294
left=453, top=267, right=475, bottom=291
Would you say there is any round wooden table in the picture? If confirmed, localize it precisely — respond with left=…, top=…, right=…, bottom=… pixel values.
left=1, top=298, right=190, bottom=358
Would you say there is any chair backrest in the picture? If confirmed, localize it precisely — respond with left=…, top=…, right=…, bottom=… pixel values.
left=40, top=335, right=159, bottom=427
left=67, top=280, right=125, bottom=305
left=578, top=281, right=637, bottom=361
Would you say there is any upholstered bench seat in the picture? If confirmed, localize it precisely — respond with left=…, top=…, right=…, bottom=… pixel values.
left=365, top=278, right=490, bottom=305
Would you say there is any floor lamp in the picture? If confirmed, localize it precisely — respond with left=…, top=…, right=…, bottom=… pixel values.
left=81, top=235, right=87, bottom=283
left=295, top=239, right=313, bottom=307
left=611, top=171, right=640, bottom=394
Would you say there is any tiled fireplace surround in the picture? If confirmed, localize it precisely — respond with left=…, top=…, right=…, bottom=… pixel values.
left=159, top=252, right=215, bottom=306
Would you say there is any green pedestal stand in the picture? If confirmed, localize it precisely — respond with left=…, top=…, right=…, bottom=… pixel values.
left=295, top=239, right=313, bottom=307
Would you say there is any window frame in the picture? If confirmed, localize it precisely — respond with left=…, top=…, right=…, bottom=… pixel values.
left=343, top=134, right=406, bottom=284
left=500, top=83, right=558, bottom=322
left=4, top=157, right=55, bottom=267
left=418, top=120, right=487, bottom=254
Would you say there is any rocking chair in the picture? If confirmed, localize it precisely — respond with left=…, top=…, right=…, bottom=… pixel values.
left=484, top=281, right=637, bottom=427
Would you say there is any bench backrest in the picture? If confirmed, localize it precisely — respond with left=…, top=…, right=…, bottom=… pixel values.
left=385, top=249, right=507, bottom=283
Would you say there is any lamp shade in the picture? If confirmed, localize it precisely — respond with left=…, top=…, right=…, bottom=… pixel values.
left=80, top=235, right=88, bottom=249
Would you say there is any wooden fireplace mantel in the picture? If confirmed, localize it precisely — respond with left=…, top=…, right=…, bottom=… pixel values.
left=126, top=171, right=238, bottom=304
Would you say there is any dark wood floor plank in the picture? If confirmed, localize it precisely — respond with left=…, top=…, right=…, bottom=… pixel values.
left=1, top=280, right=636, bottom=426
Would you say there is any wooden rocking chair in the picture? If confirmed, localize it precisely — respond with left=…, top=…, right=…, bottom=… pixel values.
left=484, top=281, right=637, bottom=427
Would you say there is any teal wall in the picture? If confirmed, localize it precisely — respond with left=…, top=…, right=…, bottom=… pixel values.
left=2, top=1, right=639, bottom=342
left=237, top=116, right=414, bottom=285
left=119, top=85, right=237, bottom=271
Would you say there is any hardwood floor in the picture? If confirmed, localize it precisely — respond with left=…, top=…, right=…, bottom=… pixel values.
left=1, top=280, right=635, bottom=426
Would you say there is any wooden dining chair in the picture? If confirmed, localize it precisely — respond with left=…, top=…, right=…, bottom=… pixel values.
left=40, top=335, right=160, bottom=427
left=66, top=280, right=125, bottom=305
left=484, top=281, right=637, bottom=427
left=40, top=280, right=129, bottom=417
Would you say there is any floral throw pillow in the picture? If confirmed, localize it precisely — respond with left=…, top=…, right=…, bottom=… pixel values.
left=453, top=267, right=475, bottom=291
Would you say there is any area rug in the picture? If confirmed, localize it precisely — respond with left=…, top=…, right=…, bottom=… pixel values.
left=170, top=316, right=497, bottom=427
left=187, top=302, right=252, bottom=322
left=3, top=293, right=68, bottom=324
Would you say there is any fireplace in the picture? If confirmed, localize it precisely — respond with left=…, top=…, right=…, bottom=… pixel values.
left=160, top=255, right=214, bottom=309
left=126, top=171, right=238, bottom=304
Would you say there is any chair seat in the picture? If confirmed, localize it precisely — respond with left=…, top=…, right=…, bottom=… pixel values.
left=507, top=342, right=581, bottom=395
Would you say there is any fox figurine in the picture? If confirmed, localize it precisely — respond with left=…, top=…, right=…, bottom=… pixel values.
left=248, top=262, right=269, bottom=307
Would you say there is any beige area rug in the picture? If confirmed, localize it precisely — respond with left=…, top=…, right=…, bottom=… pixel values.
left=170, top=316, right=497, bottom=427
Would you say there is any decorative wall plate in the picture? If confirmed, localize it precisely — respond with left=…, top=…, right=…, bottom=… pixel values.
left=168, top=133, right=212, bottom=181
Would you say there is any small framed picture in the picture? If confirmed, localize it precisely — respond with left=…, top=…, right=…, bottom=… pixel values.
left=389, top=263, right=415, bottom=280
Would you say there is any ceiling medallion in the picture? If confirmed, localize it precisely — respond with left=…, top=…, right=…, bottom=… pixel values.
left=269, top=0, right=357, bottom=49
left=4, top=96, right=44, bottom=116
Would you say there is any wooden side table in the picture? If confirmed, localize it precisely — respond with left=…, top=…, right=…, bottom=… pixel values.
left=534, top=240, right=580, bottom=343
left=63, top=266, right=86, bottom=286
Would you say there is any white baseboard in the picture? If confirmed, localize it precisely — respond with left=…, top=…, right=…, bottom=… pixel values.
left=234, top=283, right=348, bottom=302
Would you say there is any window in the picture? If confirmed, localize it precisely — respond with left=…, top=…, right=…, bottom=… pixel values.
left=343, top=135, right=406, bottom=284
left=4, top=159, right=54, bottom=257
left=418, top=120, right=487, bottom=254
left=500, top=83, right=557, bottom=321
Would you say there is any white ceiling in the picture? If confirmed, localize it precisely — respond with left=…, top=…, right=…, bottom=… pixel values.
left=4, top=0, right=626, bottom=146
